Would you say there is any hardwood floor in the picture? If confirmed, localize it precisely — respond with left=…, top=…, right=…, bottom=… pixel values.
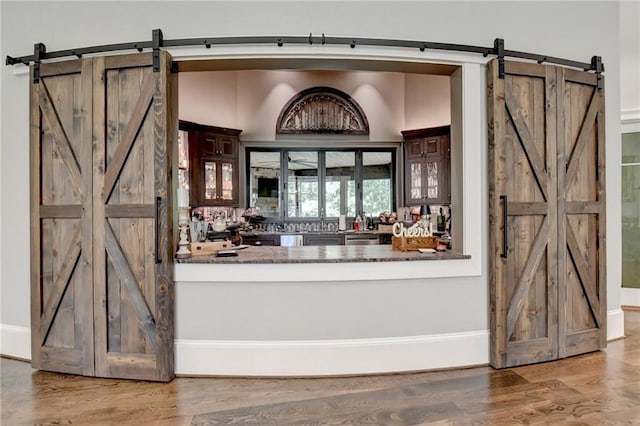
left=2, top=311, right=639, bottom=425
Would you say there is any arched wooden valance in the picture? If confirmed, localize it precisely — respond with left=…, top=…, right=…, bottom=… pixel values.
left=276, top=87, right=369, bottom=135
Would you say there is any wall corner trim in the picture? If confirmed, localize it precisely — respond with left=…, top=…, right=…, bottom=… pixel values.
left=607, top=308, right=625, bottom=341
left=0, top=323, right=31, bottom=360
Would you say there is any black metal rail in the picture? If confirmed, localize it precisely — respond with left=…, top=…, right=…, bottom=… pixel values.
left=5, top=29, right=604, bottom=85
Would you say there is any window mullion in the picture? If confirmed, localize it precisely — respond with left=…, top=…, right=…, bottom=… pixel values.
left=355, top=150, right=363, bottom=217
left=319, top=151, right=326, bottom=220
left=282, top=150, right=288, bottom=221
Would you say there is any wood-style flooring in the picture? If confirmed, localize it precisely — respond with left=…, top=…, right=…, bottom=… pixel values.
left=2, top=311, right=639, bottom=425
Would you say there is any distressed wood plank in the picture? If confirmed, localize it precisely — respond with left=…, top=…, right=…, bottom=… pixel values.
left=543, top=64, right=559, bottom=358
left=104, top=221, right=157, bottom=352
left=153, top=50, right=176, bottom=381
left=508, top=202, right=547, bottom=216
left=102, top=74, right=154, bottom=203
left=38, top=80, right=83, bottom=197
left=488, top=58, right=507, bottom=368
left=104, top=52, right=153, bottom=70
left=505, top=88, right=549, bottom=202
left=39, top=205, right=83, bottom=218
left=117, top=66, right=147, bottom=355
left=39, top=60, right=83, bottom=78
left=506, top=217, right=550, bottom=341
left=77, top=58, right=95, bottom=375
left=104, top=204, right=155, bottom=217
left=40, top=227, right=82, bottom=346
left=566, top=223, right=601, bottom=328
left=596, top=84, right=607, bottom=349
left=92, top=56, right=111, bottom=375
left=564, top=91, right=600, bottom=192
left=30, top=66, right=43, bottom=369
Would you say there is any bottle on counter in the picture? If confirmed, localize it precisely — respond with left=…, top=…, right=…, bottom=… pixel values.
left=437, top=207, right=445, bottom=232
left=354, top=215, right=362, bottom=231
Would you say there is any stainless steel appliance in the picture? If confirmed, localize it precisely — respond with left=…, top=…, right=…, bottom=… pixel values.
left=344, top=234, right=379, bottom=245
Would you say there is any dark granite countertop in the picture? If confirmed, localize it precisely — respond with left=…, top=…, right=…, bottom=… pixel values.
left=175, top=245, right=469, bottom=264
left=239, top=230, right=392, bottom=236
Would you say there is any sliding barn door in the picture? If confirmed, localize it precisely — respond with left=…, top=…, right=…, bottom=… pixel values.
left=488, top=61, right=559, bottom=368
left=92, top=52, right=176, bottom=381
left=30, top=52, right=176, bottom=381
left=488, top=59, right=605, bottom=369
left=557, top=68, right=606, bottom=358
left=30, top=60, right=95, bottom=376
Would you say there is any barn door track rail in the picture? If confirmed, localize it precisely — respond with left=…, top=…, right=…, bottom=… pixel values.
left=5, top=29, right=604, bottom=89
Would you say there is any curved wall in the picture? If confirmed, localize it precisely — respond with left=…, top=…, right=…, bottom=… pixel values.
left=0, top=1, right=624, bottom=374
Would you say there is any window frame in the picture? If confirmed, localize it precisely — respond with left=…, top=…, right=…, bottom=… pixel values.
left=246, top=147, right=396, bottom=222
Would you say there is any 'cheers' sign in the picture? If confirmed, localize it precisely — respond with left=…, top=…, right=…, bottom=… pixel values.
left=392, top=222, right=433, bottom=237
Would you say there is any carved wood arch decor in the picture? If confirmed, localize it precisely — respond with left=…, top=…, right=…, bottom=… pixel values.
left=276, top=86, right=369, bottom=135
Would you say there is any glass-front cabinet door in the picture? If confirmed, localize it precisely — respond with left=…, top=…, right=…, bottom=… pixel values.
left=202, top=159, right=237, bottom=204
left=182, top=121, right=242, bottom=207
left=402, top=126, right=450, bottom=206
left=204, top=161, right=217, bottom=200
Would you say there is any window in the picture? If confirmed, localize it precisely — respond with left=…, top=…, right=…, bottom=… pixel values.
left=247, top=148, right=395, bottom=220
left=622, top=132, right=640, bottom=289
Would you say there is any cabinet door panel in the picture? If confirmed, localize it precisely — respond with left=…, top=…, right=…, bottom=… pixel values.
left=407, top=139, right=424, bottom=157
left=403, top=127, right=450, bottom=205
left=221, top=162, right=234, bottom=201
left=188, top=126, right=241, bottom=206
left=204, top=160, right=217, bottom=201
left=219, top=137, right=236, bottom=158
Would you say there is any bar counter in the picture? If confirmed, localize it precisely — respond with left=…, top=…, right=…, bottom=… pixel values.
left=175, top=244, right=469, bottom=264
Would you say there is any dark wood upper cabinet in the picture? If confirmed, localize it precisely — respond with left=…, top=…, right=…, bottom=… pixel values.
left=180, top=121, right=242, bottom=207
left=402, top=125, right=451, bottom=205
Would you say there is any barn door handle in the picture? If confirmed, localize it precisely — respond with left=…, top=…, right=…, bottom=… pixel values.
left=155, top=196, right=162, bottom=264
left=500, top=195, right=508, bottom=259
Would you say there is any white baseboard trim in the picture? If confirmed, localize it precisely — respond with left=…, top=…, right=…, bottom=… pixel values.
left=0, top=324, right=31, bottom=360
left=621, top=288, right=640, bottom=308
left=4, top=311, right=626, bottom=376
left=607, top=308, right=625, bottom=341
left=175, top=330, right=489, bottom=377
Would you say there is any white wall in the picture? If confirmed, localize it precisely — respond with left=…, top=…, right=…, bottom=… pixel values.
left=620, top=1, right=640, bottom=119
left=179, top=69, right=449, bottom=140
left=1, top=1, right=624, bottom=367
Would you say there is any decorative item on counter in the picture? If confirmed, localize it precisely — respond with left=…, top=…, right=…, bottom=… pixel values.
left=175, top=188, right=192, bottom=259
left=339, top=214, right=346, bottom=231
left=378, top=211, right=398, bottom=232
left=437, top=207, right=446, bottom=232
left=242, top=206, right=265, bottom=228
left=391, top=205, right=438, bottom=251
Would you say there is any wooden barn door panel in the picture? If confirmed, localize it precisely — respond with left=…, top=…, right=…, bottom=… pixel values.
left=489, top=59, right=606, bottom=369
left=92, top=52, right=175, bottom=381
left=557, top=68, right=606, bottom=357
left=30, top=53, right=175, bottom=381
left=30, top=60, right=94, bottom=375
left=488, top=60, right=558, bottom=368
